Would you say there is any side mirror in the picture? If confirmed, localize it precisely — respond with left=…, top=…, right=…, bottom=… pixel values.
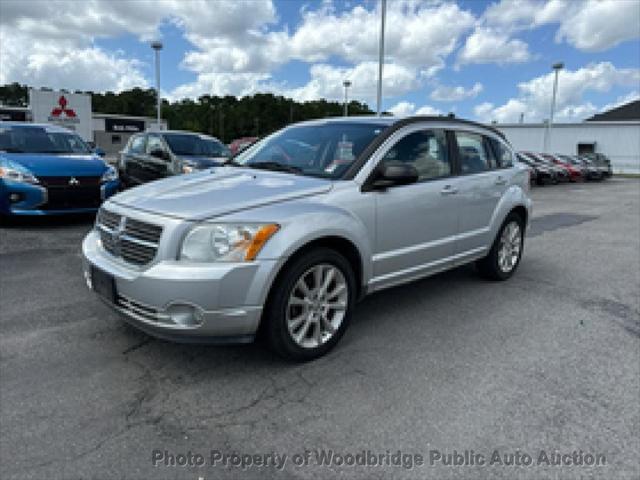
left=370, top=162, right=419, bottom=190
left=94, top=147, right=106, bottom=157
left=149, top=148, right=169, bottom=160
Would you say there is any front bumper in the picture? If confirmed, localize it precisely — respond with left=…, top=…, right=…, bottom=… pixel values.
left=0, top=178, right=119, bottom=215
left=82, top=229, right=278, bottom=342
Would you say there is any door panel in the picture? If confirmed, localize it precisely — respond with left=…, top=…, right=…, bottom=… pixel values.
left=142, top=134, right=170, bottom=183
left=370, top=128, right=460, bottom=289
left=124, top=135, right=147, bottom=185
left=453, top=132, right=507, bottom=255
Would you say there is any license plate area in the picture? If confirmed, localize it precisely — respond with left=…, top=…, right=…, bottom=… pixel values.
left=91, top=266, right=116, bottom=304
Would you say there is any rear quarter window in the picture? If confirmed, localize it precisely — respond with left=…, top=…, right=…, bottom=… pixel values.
left=489, top=137, right=514, bottom=168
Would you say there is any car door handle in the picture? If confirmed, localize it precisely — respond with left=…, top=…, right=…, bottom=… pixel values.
left=495, top=176, right=507, bottom=185
left=440, top=185, right=458, bottom=195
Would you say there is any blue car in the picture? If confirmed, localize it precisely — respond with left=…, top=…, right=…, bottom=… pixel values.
left=0, top=122, right=119, bottom=216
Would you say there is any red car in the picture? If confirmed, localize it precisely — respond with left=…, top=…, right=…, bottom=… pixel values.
left=541, top=153, right=583, bottom=182
left=229, top=137, right=258, bottom=155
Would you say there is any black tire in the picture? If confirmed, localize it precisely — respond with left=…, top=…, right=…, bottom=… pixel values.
left=263, top=247, right=356, bottom=361
left=476, top=212, right=525, bottom=281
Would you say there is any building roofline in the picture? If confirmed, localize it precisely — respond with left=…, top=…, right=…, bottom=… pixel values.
left=494, top=121, right=640, bottom=127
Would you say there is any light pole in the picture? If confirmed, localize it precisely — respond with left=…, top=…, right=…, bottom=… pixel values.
left=343, top=80, right=351, bottom=116
left=151, top=40, right=163, bottom=130
left=376, top=0, right=387, bottom=116
left=545, top=61, right=564, bottom=152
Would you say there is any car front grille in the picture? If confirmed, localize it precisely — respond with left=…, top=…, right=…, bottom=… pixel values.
left=96, top=208, right=163, bottom=266
left=38, top=176, right=102, bottom=210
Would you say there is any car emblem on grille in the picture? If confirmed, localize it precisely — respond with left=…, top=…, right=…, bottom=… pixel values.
left=111, top=217, right=127, bottom=256
left=68, top=177, right=79, bottom=186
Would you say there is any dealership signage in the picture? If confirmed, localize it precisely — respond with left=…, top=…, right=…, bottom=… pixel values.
left=104, top=117, right=145, bottom=133
left=29, top=89, right=92, bottom=141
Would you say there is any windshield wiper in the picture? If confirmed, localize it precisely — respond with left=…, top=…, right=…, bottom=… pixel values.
left=247, top=161, right=303, bottom=174
left=0, top=147, right=25, bottom=153
left=223, top=158, right=242, bottom=166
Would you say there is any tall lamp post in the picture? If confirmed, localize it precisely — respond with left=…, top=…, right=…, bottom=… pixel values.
left=376, top=0, right=387, bottom=116
left=545, top=61, right=564, bottom=152
left=343, top=80, right=352, bottom=116
left=151, top=40, right=163, bottom=130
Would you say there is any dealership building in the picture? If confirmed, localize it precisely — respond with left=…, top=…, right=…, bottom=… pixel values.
left=0, top=89, right=166, bottom=158
left=494, top=100, right=640, bottom=174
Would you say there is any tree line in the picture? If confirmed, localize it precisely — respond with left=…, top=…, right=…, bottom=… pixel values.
left=0, top=83, right=374, bottom=143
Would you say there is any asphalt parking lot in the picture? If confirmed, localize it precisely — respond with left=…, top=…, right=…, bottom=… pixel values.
left=1, top=179, right=639, bottom=480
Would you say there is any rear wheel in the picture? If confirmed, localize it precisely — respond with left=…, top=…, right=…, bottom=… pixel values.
left=476, top=213, right=524, bottom=281
left=263, top=248, right=356, bottom=361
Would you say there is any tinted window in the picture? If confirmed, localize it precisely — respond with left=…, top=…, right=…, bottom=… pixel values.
left=129, top=135, right=146, bottom=154
left=146, top=134, right=165, bottom=155
left=381, top=129, right=450, bottom=181
left=163, top=134, right=230, bottom=157
left=489, top=138, right=514, bottom=168
left=0, top=125, right=90, bottom=154
left=455, top=132, right=490, bottom=174
left=235, top=123, right=387, bottom=179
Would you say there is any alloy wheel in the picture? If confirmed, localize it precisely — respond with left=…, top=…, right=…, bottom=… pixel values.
left=497, top=221, right=522, bottom=273
left=286, top=264, right=348, bottom=349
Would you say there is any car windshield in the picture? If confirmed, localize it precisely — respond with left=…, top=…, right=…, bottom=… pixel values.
left=163, top=133, right=231, bottom=157
left=0, top=125, right=91, bottom=154
left=233, top=122, right=387, bottom=179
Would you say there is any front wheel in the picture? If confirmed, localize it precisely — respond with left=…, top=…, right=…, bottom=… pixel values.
left=476, top=213, right=524, bottom=280
left=263, top=248, right=356, bottom=361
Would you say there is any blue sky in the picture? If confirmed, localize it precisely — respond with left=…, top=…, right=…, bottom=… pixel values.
left=1, top=0, right=639, bottom=122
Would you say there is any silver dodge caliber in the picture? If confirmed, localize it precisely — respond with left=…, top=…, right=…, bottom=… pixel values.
left=83, top=116, right=532, bottom=360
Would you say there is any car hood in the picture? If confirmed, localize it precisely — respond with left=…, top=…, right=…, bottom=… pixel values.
left=178, top=155, right=228, bottom=169
left=110, top=167, right=333, bottom=220
left=0, top=152, right=108, bottom=177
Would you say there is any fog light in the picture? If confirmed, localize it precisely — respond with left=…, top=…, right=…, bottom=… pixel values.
left=166, top=304, right=203, bottom=326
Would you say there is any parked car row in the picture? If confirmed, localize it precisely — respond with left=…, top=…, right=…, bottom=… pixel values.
left=516, top=151, right=612, bottom=186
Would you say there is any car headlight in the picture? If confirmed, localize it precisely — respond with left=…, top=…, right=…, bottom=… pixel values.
left=0, top=164, right=39, bottom=184
left=101, top=165, right=118, bottom=183
left=182, top=160, right=196, bottom=174
left=180, top=223, right=279, bottom=262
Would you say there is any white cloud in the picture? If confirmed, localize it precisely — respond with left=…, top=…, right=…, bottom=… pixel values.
left=473, top=62, right=640, bottom=123
left=457, top=28, right=531, bottom=66
left=0, top=0, right=276, bottom=93
left=285, top=62, right=419, bottom=103
left=430, top=82, right=483, bottom=102
left=286, top=1, right=475, bottom=73
left=555, top=0, right=640, bottom=52
left=388, top=101, right=442, bottom=117
left=0, top=28, right=148, bottom=92
left=482, top=0, right=640, bottom=52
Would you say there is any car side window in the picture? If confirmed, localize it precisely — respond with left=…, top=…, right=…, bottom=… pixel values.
left=489, top=138, right=514, bottom=168
left=380, top=129, right=450, bottom=181
left=129, top=135, right=146, bottom=154
left=455, top=131, right=491, bottom=174
left=146, top=135, right=166, bottom=156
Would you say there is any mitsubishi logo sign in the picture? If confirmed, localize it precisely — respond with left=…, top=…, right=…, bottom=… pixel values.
left=68, top=177, right=79, bottom=186
left=51, top=96, right=77, bottom=118
left=46, top=94, right=80, bottom=127
left=30, top=89, right=91, bottom=141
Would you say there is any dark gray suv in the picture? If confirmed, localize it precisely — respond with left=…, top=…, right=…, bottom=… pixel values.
left=118, top=130, right=231, bottom=186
